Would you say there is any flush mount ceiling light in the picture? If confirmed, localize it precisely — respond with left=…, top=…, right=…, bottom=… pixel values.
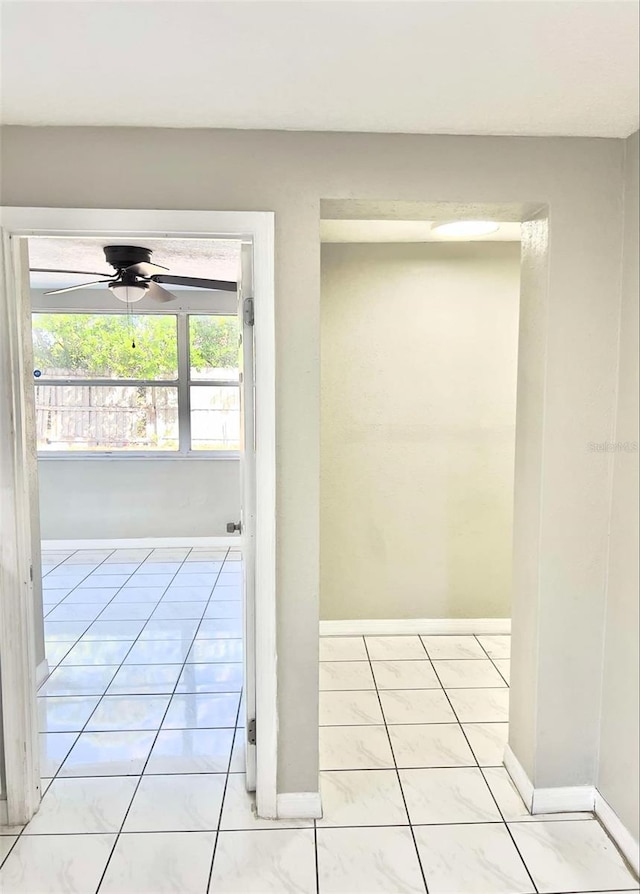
left=431, top=220, right=500, bottom=238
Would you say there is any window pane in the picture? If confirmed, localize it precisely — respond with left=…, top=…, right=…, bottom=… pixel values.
left=35, top=385, right=179, bottom=451
left=190, top=386, right=240, bottom=450
left=189, top=315, right=239, bottom=381
left=32, top=313, right=178, bottom=380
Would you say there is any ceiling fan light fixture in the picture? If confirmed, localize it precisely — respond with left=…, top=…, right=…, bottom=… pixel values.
left=109, top=282, right=149, bottom=304
left=430, top=220, right=500, bottom=238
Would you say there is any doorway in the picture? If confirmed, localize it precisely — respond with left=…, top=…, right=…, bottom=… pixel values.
left=0, top=208, right=276, bottom=825
left=317, top=214, right=521, bottom=825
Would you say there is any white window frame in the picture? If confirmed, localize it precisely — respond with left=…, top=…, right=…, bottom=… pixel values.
left=31, top=306, right=241, bottom=460
left=183, top=311, right=241, bottom=456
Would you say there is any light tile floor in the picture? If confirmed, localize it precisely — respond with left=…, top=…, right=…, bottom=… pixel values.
left=0, top=546, right=638, bottom=893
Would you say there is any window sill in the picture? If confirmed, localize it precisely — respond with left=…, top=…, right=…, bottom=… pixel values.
left=37, top=451, right=241, bottom=461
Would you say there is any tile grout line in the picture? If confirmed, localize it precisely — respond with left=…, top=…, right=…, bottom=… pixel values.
left=427, top=636, right=540, bottom=894
left=313, top=813, right=320, bottom=894
left=38, top=552, right=188, bottom=795
left=94, top=545, right=233, bottom=893
left=320, top=686, right=509, bottom=692
left=0, top=549, right=134, bottom=869
left=17, top=625, right=625, bottom=893
left=320, top=634, right=538, bottom=894
left=362, top=636, right=431, bottom=894
left=39, top=550, right=199, bottom=793
left=43, top=549, right=234, bottom=699
left=42, top=551, right=238, bottom=716
left=3, top=820, right=632, bottom=837
left=472, top=633, right=511, bottom=685
left=23, top=547, right=237, bottom=889
left=36, top=551, right=131, bottom=814
left=5, top=547, right=124, bottom=862
left=43, top=547, right=141, bottom=621
left=205, top=690, right=244, bottom=894
left=3, top=547, right=237, bottom=875
left=42, top=549, right=150, bottom=677
left=41, top=548, right=78, bottom=576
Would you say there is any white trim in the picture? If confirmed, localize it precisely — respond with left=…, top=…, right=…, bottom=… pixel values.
left=532, top=786, right=595, bottom=814
left=0, top=232, right=42, bottom=824
left=177, top=312, right=191, bottom=454
left=252, top=209, right=278, bottom=819
left=503, top=750, right=639, bottom=873
left=319, top=618, right=511, bottom=637
left=42, top=536, right=241, bottom=550
left=504, top=746, right=596, bottom=815
left=276, top=792, right=323, bottom=820
left=38, top=452, right=240, bottom=461
left=239, top=241, right=257, bottom=793
left=595, top=789, right=640, bottom=877
left=0, top=207, right=277, bottom=825
left=503, top=744, right=534, bottom=811
left=35, top=659, right=49, bottom=687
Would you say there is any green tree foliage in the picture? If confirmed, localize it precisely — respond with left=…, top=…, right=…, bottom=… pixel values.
left=32, top=313, right=239, bottom=379
left=189, top=314, right=239, bottom=372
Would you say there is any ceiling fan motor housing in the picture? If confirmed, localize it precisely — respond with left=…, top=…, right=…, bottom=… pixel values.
left=104, top=245, right=153, bottom=271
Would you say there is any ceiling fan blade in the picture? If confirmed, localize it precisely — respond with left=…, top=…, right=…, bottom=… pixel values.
left=147, top=281, right=177, bottom=303
left=31, top=267, right=112, bottom=277
left=152, top=274, right=237, bottom=292
left=44, top=279, right=115, bottom=295
left=124, top=261, right=170, bottom=277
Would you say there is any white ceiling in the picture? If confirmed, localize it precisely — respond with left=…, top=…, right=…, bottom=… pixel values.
left=1, top=1, right=638, bottom=138
left=321, top=220, right=521, bottom=243
left=28, top=237, right=241, bottom=290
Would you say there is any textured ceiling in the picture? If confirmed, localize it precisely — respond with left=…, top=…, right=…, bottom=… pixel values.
left=1, top=1, right=638, bottom=137
left=28, top=237, right=241, bottom=289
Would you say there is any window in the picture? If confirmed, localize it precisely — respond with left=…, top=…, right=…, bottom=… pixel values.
left=188, top=315, right=241, bottom=450
left=32, top=312, right=240, bottom=454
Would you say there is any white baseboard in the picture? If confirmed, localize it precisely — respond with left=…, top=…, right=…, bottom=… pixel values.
left=35, top=659, right=50, bottom=687
left=276, top=792, right=322, bottom=820
left=319, top=618, right=511, bottom=637
left=42, top=536, right=241, bottom=550
left=504, top=745, right=595, bottom=815
left=504, top=748, right=640, bottom=875
left=503, top=745, right=534, bottom=811
left=595, top=790, right=640, bottom=877
left=533, top=785, right=595, bottom=814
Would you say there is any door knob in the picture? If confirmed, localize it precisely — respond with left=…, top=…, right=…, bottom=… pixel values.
left=226, top=521, right=242, bottom=534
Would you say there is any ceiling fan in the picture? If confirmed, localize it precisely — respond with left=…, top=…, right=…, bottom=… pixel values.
left=31, top=245, right=237, bottom=304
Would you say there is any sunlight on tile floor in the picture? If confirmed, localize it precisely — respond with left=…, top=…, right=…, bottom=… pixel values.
left=0, top=546, right=638, bottom=893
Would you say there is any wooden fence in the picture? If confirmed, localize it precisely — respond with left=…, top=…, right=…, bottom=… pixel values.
left=34, top=382, right=240, bottom=450
left=35, top=384, right=179, bottom=450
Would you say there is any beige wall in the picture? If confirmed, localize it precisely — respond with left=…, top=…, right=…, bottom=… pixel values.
left=321, top=242, right=520, bottom=621
left=38, top=458, right=240, bottom=540
left=597, top=131, right=639, bottom=840
left=0, top=126, right=626, bottom=796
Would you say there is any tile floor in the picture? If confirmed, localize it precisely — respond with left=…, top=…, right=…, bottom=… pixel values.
left=0, top=546, right=638, bottom=893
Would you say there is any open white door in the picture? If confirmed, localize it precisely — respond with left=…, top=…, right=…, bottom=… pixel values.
left=0, top=233, right=41, bottom=824
left=238, top=242, right=257, bottom=790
